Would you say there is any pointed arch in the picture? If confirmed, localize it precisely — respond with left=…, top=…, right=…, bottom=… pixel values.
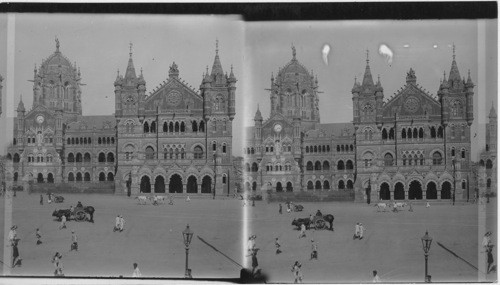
left=315, top=180, right=322, bottom=190
left=143, top=121, right=150, bottom=133
left=187, top=176, right=198, bottom=193
left=192, top=121, right=198, bottom=132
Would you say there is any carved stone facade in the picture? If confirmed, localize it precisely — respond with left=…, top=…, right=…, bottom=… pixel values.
left=5, top=40, right=237, bottom=196
left=477, top=106, right=497, bottom=195
left=245, top=46, right=475, bottom=203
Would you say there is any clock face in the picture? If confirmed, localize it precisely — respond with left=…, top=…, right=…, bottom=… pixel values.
left=36, top=115, right=44, bottom=124
left=274, top=124, right=282, bottom=133
left=166, top=91, right=182, bottom=106
left=404, top=96, right=420, bottom=113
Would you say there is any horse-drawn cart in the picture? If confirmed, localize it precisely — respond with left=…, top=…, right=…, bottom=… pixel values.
left=52, top=205, right=95, bottom=222
left=312, top=213, right=335, bottom=231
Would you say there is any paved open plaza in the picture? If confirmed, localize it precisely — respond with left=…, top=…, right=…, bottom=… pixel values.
left=1, top=192, right=244, bottom=279
left=0, top=190, right=496, bottom=283
left=247, top=199, right=497, bottom=283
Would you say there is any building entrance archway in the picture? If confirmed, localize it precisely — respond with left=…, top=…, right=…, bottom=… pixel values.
left=441, top=181, right=451, bottom=199
left=276, top=182, right=283, bottom=192
left=201, top=176, right=212, bottom=194
left=140, top=176, right=151, bottom=193
left=155, top=176, right=166, bottom=193
left=187, top=176, right=198, bottom=193
left=169, top=174, right=183, bottom=193
left=426, top=182, right=437, bottom=199
left=394, top=182, right=405, bottom=200
left=379, top=183, right=390, bottom=200
left=408, top=180, right=422, bottom=200
left=286, top=182, right=293, bottom=192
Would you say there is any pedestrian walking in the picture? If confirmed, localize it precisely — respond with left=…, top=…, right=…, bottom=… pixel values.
left=12, top=239, right=21, bottom=267
left=310, top=239, right=318, bottom=260
left=275, top=237, right=282, bottom=254
left=70, top=231, right=78, bottom=251
left=487, top=245, right=495, bottom=273
left=132, top=262, right=142, bottom=277
left=59, top=215, right=67, bottom=229
left=483, top=231, right=492, bottom=250
left=251, top=248, right=259, bottom=275
left=119, top=215, right=125, bottom=232
left=287, top=202, right=291, bottom=213
left=353, top=223, right=360, bottom=239
left=40, top=194, right=44, bottom=205
left=359, top=223, right=366, bottom=239
left=247, top=236, right=254, bottom=255
left=279, top=203, right=282, bottom=214
left=36, top=228, right=42, bottom=245
left=8, top=225, right=17, bottom=245
left=52, top=252, right=63, bottom=276
left=291, top=261, right=303, bottom=283
left=426, top=201, right=430, bottom=208
left=186, top=195, right=191, bottom=202
left=299, top=223, right=306, bottom=238
left=47, top=193, right=52, bottom=204
left=114, top=215, right=120, bottom=232
left=372, top=270, right=381, bottom=282
left=408, top=202, right=413, bottom=212
left=152, top=195, right=159, bottom=206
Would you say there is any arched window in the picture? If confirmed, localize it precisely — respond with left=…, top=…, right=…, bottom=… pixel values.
left=315, top=181, right=322, bottom=190
left=486, top=159, right=493, bottom=169
left=180, top=122, right=186, bottom=132
left=194, top=146, right=204, bottom=159
left=341, top=145, right=345, bottom=152
left=487, top=178, right=491, bottom=188
left=419, top=128, right=424, bottom=138
left=389, top=128, right=394, bottom=140
left=408, top=128, right=412, bottom=139
left=306, top=146, right=309, bottom=153
left=420, top=154, right=424, bottom=165
left=76, top=172, right=83, bottom=182
left=315, top=161, right=321, bottom=171
left=212, top=141, right=217, bottom=152
left=402, top=129, right=406, bottom=139
left=199, top=121, right=205, bottom=132
left=84, top=153, right=91, bottom=162
left=99, top=172, right=106, bottom=181
left=437, top=126, right=443, bottom=138
left=169, top=122, right=174, bottom=133
left=145, top=147, right=155, bottom=160
left=67, top=138, right=71, bottom=144
left=346, top=180, right=354, bottom=189
left=432, top=152, right=442, bottom=165
left=252, top=163, right=258, bottom=172
left=76, top=153, right=82, bottom=163
left=346, top=160, right=354, bottom=170
left=111, top=137, right=115, bottom=144
left=430, top=127, right=436, bottom=138
left=13, top=172, right=18, bottom=182
left=68, top=153, right=75, bottom=163
left=384, top=153, right=393, bottom=166
left=461, top=149, right=466, bottom=159
left=338, top=180, right=345, bottom=190
left=192, top=121, right=198, bottom=132
left=107, top=172, right=114, bottom=181
left=150, top=121, right=156, bottom=133
left=382, top=129, right=388, bottom=140
left=337, top=145, right=340, bottom=152
left=323, top=180, right=330, bottom=190
left=175, top=122, right=180, bottom=132
left=314, top=146, right=318, bottom=153
left=98, top=152, right=106, bottom=162
left=84, top=172, right=91, bottom=181
left=337, top=160, right=345, bottom=170
left=163, top=122, right=168, bottom=132
left=402, top=155, right=406, bottom=166
left=413, top=128, right=418, bottom=139
left=143, top=121, right=149, bottom=133
left=306, top=161, right=313, bottom=171
left=68, top=172, right=75, bottom=182
left=107, top=152, right=115, bottom=162
left=251, top=147, right=255, bottom=154
left=307, top=181, right=314, bottom=190
left=323, top=161, right=330, bottom=170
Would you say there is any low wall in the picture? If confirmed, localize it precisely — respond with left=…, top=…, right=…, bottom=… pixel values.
left=266, top=190, right=355, bottom=203
left=28, top=182, right=115, bottom=194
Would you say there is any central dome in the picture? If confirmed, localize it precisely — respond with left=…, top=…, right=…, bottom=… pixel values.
left=43, top=51, right=73, bottom=69
left=278, top=59, right=310, bottom=78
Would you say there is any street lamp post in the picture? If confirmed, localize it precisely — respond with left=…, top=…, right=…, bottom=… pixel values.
left=421, top=231, right=433, bottom=283
left=213, top=151, right=216, bottom=200
left=182, top=224, right=194, bottom=278
left=452, top=158, right=456, bottom=205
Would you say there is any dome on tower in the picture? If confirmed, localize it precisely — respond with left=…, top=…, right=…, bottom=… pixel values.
left=40, top=38, right=75, bottom=73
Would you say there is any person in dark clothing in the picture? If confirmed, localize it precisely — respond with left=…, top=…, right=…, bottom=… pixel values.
left=487, top=245, right=495, bottom=273
left=12, top=240, right=20, bottom=267
left=251, top=248, right=259, bottom=275
left=40, top=195, right=44, bottom=205
left=279, top=204, right=282, bottom=214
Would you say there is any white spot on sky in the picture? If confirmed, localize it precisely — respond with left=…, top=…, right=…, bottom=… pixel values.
left=322, top=44, right=330, bottom=65
left=403, top=44, right=410, bottom=48
left=433, top=44, right=438, bottom=48
left=378, top=44, right=393, bottom=65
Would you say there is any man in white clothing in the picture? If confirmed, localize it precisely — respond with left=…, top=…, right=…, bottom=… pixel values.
left=119, top=215, right=125, bottom=232
left=114, top=215, right=120, bottom=232
left=132, top=262, right=142, bottom=277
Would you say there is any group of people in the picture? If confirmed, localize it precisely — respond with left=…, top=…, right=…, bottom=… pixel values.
left=353, top=222, right=366, bottom=240
left=114, top=215, right=125, bottom=232
left=8, top=225, right=21, bottom=268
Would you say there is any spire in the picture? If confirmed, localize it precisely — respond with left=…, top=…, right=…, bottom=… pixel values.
left=254, top=104, right=263, bottom=121
left=211, top=39, right=224, bottom=76
left=271, top=72, right=274, bottom=82
left=291, top=43, right=296, bottom=60
left=466, top=69, right=473, bottom=86
left=168, top=62, right=179, bottom=79
left=448, top=44, right=461, bottom=83
left=55, top=36, right=60, bottom=53
left=489, top=104, right=497, bottom=119
left=361, top=50, right=374, bottom=86
left=17, top=95, right=25, bottom=112
left=228, top=64, right=236, bottom=82
left=125, top=42, right=137, bottom=80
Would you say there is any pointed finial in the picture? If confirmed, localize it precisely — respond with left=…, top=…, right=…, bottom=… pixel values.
left=354, top=76, right=357, bottom=84
left=117, top=69, right=119, bottom=76
left=55, top=36, right=60, bottom=52
left=291, top=43, right=296, bottom=60
left=452, top=43, right=456, bottom=61
left=443, top=71, right=446, bottom=80
left=140, top=67, right=143, bottom=76
left=129, top=42, right=133, bottom=58
left=206, top=65, right=209, bottom=74
left=378, top=74, right=380, bottom=82
left=366, top=49, right=369, bottom=65
left=216, top=38, right=219, bottom=55
left=230, top=64, right=233, bottom=73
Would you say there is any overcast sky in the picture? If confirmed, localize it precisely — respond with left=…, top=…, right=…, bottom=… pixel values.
left=0, top=16, right=497, bottom=160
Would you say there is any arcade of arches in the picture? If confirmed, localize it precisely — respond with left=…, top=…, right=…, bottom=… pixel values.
left=378, top=181, right=454, bottom=200
left=139, top=174, right=214, bottom=194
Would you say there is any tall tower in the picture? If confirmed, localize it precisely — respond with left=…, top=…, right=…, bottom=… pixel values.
left=33, top=38, right=82, bottom=119
left=486, top=105, right=497, bottom=153
left=115, top=43, right=145, bottom=118
left=270, top=45, right=320, bottom=128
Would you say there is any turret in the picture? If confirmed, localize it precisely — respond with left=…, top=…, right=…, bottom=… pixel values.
left=375, top=74, right=384, bottom=129
left=16, top=96, right=26, bottom=146
left=487, top=105, right=497, bottom=153
left=228, top=65, right=237, bottom=120
left=254, top=105, right=263, bottom=141
left=438, top=71, right=449, bottom=126
left=351, top=76, right=361, bottom=124
left=465, top=69, right=475, bottom=126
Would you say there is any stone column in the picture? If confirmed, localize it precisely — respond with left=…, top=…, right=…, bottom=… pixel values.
left=183, top=183, right=186, bottom=194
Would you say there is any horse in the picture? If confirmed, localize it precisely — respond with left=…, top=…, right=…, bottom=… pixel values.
left=322, top=214, right=335, bottom=231
left=292, top=218, right=311, bottom=230
left=393, top=202, right=407, bottom=208
left=135, top=196, right=148, bottom=205
left=52, top=206, right=95, bottom=222
left=374, top=203, right=388, bottom=212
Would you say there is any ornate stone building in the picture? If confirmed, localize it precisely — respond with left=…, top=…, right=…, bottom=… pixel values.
left=244, top=47, right=355, bottom=195
left=477, top=106, right=497, bottom=195
left=4, top=39, right=237, bottom=196
left=245, top=46, right=475, bottom=203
